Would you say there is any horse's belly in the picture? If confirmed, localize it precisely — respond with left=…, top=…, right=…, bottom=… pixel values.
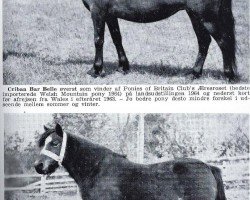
left=109, top=1, right=184, bottom=23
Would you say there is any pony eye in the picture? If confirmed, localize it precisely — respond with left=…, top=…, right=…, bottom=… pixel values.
left=51, top=141, right=60, bottom=147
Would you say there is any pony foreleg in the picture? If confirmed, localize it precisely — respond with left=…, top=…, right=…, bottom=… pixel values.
left=106, top=17, right=129, bottom=74
left=187, top=12, right=211, bottom=78
left=91, top=11, right=105, bottom=77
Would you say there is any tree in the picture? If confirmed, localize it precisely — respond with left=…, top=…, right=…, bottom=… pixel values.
left=145, top=114, right=250, bottom=163
left=144, top=114, right=208, bottom=162
left=52, top=114, right=140, bottom=161
left=216, top=127, right=249, bottom=157
left=4, top=131, right=40, bottom=174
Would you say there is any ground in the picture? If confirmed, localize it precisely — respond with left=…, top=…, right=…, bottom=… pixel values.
left=3, top=0, right=249, bottom=85
left=226, top=188, right=249, bottom=200
left=5, top=187, right=249, bottom=200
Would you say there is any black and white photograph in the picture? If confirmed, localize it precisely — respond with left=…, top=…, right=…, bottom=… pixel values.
left=2, top=1, right=250, bottom=200
left=144, top=113, right=249, bottom=200
left=3, top=0, right=249, bottom=84
left=4, top=113, right=143, bottom=200
left=4, top=113, right=249, bottom=200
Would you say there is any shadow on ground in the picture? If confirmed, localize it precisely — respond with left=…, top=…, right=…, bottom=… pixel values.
left=57, top=57, right=243, bottom=83
left=87, top=60, right=231, bottom=82
left=3, top=51, right=242, bottom=83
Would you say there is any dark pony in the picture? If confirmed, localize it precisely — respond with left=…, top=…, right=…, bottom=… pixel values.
left=35, top=124, right=226, bottom=199
left=81, top=0, right=236, bottom=80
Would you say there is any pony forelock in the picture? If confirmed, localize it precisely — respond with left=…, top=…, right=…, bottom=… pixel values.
left=38, top=129, right=55, bottom=147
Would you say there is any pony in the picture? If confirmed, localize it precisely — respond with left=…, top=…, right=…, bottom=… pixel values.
left=81, top=0, right=237, bottom=80
left=35, top=124, right=227, bottom=199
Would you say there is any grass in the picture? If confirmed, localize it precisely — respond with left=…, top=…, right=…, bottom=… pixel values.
left=5, top=192, right=79, bottom=200
left=5, top=187, right=249, bottom=200
left=3, top=0, right=249, bottom=85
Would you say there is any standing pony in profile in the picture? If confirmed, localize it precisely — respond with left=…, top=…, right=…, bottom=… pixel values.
left=35, top=124, right=227, bottom=200
left=82, top=0, right=237, bottom=80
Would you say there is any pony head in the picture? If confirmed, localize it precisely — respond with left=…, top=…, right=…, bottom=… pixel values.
left=34, top=123, right=67, bottom=175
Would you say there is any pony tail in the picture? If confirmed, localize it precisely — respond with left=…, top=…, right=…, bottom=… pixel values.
left=219, top=0, right=235, bottom=41
left=211, top=166, right=227, bottom=200
left=219, top=0, right=236, bottom=67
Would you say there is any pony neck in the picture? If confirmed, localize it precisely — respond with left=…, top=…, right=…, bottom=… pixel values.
left=62, top=134, right=106, bottom=184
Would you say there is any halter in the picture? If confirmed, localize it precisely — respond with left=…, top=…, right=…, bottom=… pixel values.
left=40, top=132, right=67, bottom=167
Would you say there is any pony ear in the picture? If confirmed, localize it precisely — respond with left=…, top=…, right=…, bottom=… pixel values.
left=44, top=125, right=49, bottom=132
left=55, top=123, right=63, bottom=137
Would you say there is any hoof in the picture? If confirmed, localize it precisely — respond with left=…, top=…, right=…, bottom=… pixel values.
left=88, top=67, right=105, bottom=78
left=192, top=70, right=202, bottom=79
left=224, top=71, right=237, bottom=82
left=227, top=75, right=239, bottom=83
left=93, top=70, right=105, bottom=78
left=87, top=67, right=105, bottom=78
left=116, top=67, right=129, bottom=75
left=119, top=60, right=130, bottom=74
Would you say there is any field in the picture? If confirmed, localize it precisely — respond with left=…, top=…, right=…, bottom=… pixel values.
left=3, top=0, right=249, bottom=85
left=5, top=183, right=249, bottom=200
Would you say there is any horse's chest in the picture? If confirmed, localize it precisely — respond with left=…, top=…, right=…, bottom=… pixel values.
left=87, top=177, right=122, bottom=200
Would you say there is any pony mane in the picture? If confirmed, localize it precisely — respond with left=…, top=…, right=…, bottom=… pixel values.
left=70, top=133, right=128, bottom=159
left=38, top=128, right=128, bottom=160
left=38, top=129, right=55, bottom=147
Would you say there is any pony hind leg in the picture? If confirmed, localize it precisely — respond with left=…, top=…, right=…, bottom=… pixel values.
left=200, top=0, right=237, bottom=81
left=106, top=17, right=129, bottom=74
left=187, top=11, right=211, bottom=78
left=202, top=20, right=237, bottom=81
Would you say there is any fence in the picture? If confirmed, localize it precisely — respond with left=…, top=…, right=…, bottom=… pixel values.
left=206, top=156, right=249, bottom=190
left=5, top=156, right=249, bottom=195
left=5, top=172, right=78, bottom=195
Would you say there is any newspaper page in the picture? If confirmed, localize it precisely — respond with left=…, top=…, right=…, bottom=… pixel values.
left=1, top=0, right=250, bottom=200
